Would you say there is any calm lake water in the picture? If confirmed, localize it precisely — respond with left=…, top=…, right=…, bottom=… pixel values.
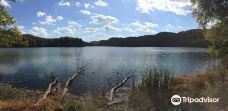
left=0, top=47, right=217, bottom=95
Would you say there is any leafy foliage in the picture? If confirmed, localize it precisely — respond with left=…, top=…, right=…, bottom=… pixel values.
left=0, top=3, right=15, bottom=29
left=205, top=22, right=228, bottom=57
left=191, top=0, right=228, bottom=57
left=23, top=34, right=87, bottom=47
left=62, top=98, right=81, bottom=111
left=191, top=0, right=228, bottom=27
left=0, top=1, right=28, bottom=47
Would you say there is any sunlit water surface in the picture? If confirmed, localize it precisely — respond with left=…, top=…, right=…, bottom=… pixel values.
left=0, top=47, right=217, bottom=95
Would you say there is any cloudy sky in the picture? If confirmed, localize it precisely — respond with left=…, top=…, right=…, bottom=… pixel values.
left=1, top=0, right=199, bottom=42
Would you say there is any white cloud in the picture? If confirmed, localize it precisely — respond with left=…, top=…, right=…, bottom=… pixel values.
left=121, top=27, right=134, bottom=32
left=29, top=26, right=48, bottom=37
left=167, top=24, right=173, bottom=28
left=0, top=0, right=10, bottom=7
left=94, top=0, right=108, bottom=7
left=84, top=25, right=121, bottom=36
left=86, top=14, right=120, bottom=36
left=36, top=11, right=46, bottom=17
left=165, top=24, right=174, bottom=31
left=84, top=28, right=100, bottom=33
left=59, top=0, right=70, bottom=6
left=80, top=10, right=91, bottom=15
left=17, top=25, right=25, bottom=34
left=132, top=21, right=158, bottom=33
left=84, top=27, right=107, bottom=37
left=40, top=16, right=57, bottom=25
left=84, top=25, right=120, bottom=35
left=75, top=1, right=81, bottom=7
left=165, top=24, right=184, bottom=31
left=53, top=21, right=81, bottom=36
left=56, top=16, right=63, bottom=20
left=90, top=14, right=118, bottom=25
left=102, top=25, right=121, bottom=32
left=39, top=15, right=63, bottom=25
left=53, top=27, right=75, bottom=36
left=177, top=26, right=183, bottom=29
left=136, top=0, right=191, bottom=15
left=68, top=21, right=81, bottom=27
left=84, top=3, right=90, bottom=9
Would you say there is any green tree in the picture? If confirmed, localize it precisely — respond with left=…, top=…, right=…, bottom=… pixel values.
left=0, top=0, right=28, bottom=47
left=190, top=0, right=228, bottom=58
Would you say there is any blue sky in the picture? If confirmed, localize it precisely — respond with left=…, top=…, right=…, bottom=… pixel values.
left=1, top=0, right=199, bottom=42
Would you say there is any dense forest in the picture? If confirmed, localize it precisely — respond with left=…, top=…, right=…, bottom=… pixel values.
left=1, top=26, right=208, bottom=47
left=23, top=34, right=87, bottom=47
left=93, top=29, right=208, bottom=47
left=2, top=29, right=207, bottom=47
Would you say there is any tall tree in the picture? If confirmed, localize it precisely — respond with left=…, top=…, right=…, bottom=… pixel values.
left=0, top=0, right=28, bottom=47
left=191, top=0, right=228, bottom=58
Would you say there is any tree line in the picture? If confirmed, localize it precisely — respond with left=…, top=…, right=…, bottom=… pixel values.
left=93, top=29, right=208, bottom=47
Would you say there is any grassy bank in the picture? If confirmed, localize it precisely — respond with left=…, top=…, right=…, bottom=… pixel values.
left=0, top=66, right=227, bottom=111
left=128, top=65, right=228, bottom=111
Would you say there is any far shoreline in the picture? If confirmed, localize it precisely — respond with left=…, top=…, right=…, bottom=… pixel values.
left=0, top=46, right=208, bottom=48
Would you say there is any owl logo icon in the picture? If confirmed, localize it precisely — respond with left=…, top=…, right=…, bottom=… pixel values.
left=171, top=95, right=181, bottom=105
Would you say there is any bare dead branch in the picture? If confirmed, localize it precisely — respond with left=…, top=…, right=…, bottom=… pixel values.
left=35, top=57, right=88, bottom=106
left=108, top=70, right=134, bottom=101
left=36, top=77, right=60, bottom=105
left=106, top=99, right=124, bottom=108
left=62, top=63, right=88, bottom=96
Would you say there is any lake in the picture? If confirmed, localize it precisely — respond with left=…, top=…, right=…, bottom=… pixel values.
left=0, top=47, right=217, bottom=96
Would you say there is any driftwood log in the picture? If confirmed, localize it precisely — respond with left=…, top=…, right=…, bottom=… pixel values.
left=36, top=63, right=87, bottom=105
left=106, top=99, right=124, bottom=107
left=108, top=71, right=134, bottom=101
left=106, top=71, right=134, bottom=107
left=62, top=64, right=88, bottom=96
left=36, top=77, right=60, bottom=105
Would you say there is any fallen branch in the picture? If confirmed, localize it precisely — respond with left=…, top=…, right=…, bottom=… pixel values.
left=106, top=99, right=124, bottom=108
left=108, top=71, right=134, bottom=101
left=62, top=63, right=88, bottom=96
left=36, top=77, right=60, bottom=105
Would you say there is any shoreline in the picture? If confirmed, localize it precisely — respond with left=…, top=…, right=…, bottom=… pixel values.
left=0, top=70, right=214, bottom=98
left=0, top=72, right=206, bottom=101
left=0, top=46, right=208, bottom=48
left=0, top=62, right=227, bottom=111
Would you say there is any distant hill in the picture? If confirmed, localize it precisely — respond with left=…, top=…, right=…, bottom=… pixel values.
left=21, top=29, right=208, bottom=47
left=90, top=29, right=208, bottom=47
left=23, top=34, right=88, bottom=47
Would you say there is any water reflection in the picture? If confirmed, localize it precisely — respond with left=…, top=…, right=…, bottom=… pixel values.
left=0, top=47, right=216, bottom=95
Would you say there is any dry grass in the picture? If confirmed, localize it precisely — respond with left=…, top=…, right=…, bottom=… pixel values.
left=0, top=98, right=58, bottom=111
left=0, top=100, right=33, bottom=111
left=128, top=65, right=228, bottom=111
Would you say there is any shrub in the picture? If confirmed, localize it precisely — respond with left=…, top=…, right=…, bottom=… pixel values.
left=62, top=98, right=81, bottom=111
left=140, top=66, right=174, bottom=93
left=129, top=66, right=175, bottom=111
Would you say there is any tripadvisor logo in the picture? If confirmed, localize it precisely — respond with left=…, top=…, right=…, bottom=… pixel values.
left=171, top=95, right=220, bottom=105
left=171, top=95, right=181, bottom=105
